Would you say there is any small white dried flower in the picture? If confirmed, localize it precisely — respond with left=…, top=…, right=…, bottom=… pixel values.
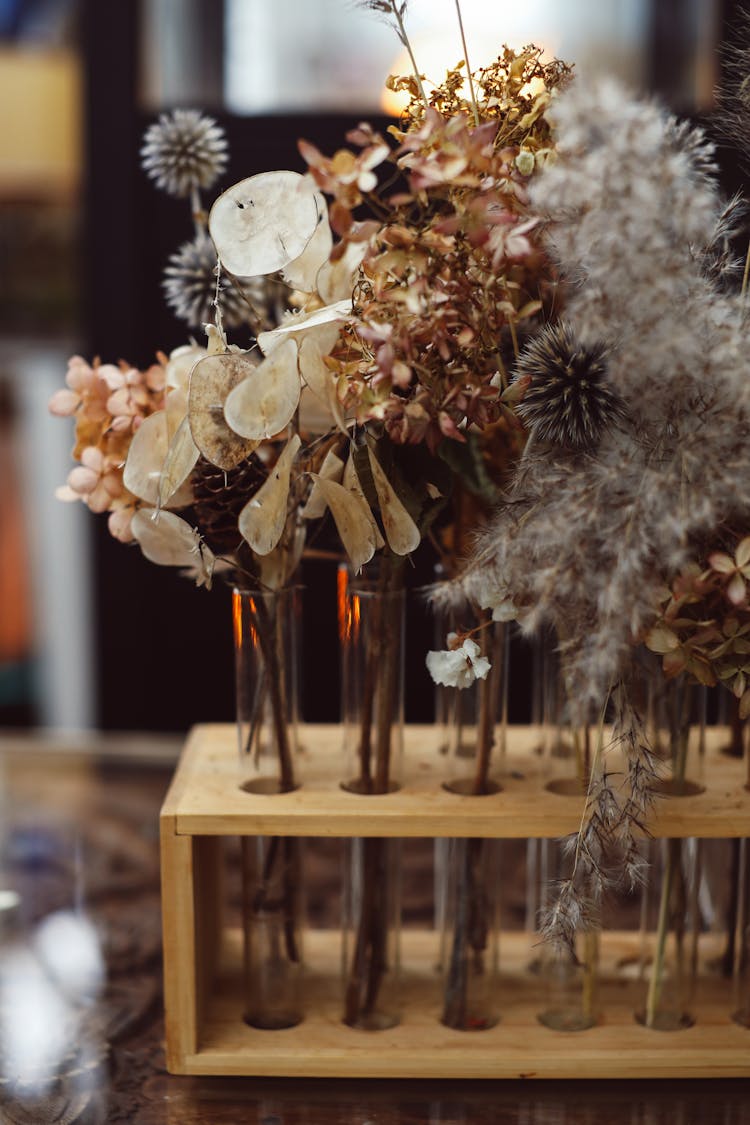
left=425, top=632, right=491, bottom=689
left=141, top=109, right=228, bottom=199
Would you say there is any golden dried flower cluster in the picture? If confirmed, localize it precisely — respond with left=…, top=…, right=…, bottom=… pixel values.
left=302, top=48, right=571, bottom=452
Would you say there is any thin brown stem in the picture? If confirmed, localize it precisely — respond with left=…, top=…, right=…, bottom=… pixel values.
left=253, top=595, right=295, bottom=792
left=472, top=617, right=504, bottom=795
left=453, top=0, right=479, bottom=126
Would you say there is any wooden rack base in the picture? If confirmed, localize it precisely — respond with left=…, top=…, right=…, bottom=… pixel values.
left=160, top=724, right=750, bottom=1078
left=189, top=929, right=746, bottom=1079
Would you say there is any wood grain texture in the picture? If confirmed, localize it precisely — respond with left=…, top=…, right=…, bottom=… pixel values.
left=180, top=929, right=750, bottom=1079
left=161, top=725, right=750, bottom=1076
left=164, top=724, right=750, bottom=839
left=160, top=816, right=201, bottom=1072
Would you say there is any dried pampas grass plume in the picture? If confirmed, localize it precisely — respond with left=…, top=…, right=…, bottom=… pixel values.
left=467, top=76, right=750, bottom=718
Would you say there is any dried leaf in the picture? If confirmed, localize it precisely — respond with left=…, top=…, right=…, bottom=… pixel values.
left=165, top=386, right=188, bottom=442
left=259, top=520, right=306, bottom=589
left=131, top=508, right=215, bottom=587
left=258, top=299, right=351, bottom=356
left=281, top=192, right=333, bottom=292
left=740, top=689, right=750, bottom=720
left=224, top=338, right=300, bottom=440
left=238, top=434, right=301, bottom=556
left=344, top=452, right=385, bottom=549
left=309, top=474, right=377, bottom=572
left=728, top=572, right=747, bottom=606
left=709, top=551, right=736, bottom=575
left=166, top=343, right=206, bottom=391
left=188, top=352, right=260, bottom=470
left=209, top=171, right=319, bottom=276
left=366, top=445, right=421, bottom=556
left=644, top=625, right=680, bottom=655
left=302, top=447, right=345, bottom=519
left=317, top=241, right=367, bottom=304
left=662, top=650, right=686, bottom=678
left=298, top=334, right=347, bottom=434
left=158, top=415, right=200, bottom=508
left=123, top=411, right=168, bottom=504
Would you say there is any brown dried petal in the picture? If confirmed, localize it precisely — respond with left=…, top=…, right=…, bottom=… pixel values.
left=188, top=352, right=260, bottom=470
left=224, top=338, right=301, bottom=441
left=238, top=434, right=301, bottom=556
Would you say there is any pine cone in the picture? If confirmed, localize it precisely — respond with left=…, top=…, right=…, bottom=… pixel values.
left=192, top=455, right=266, bottom=555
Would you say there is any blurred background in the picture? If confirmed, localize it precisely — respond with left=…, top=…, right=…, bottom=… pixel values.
left=0, top=0, right=739, bottom=735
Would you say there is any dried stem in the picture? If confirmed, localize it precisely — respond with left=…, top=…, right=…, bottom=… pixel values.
left=453, top=0, right=479, bottom=126
left=390, top=1, right=428, bottom=108
left=442, top=838, right=490, bottom=1029
left=252, top=593, right=295, bottom=793
left=345, top=556, right=404, bottom=1025
left=344, top=837, right=392, bottom=1026
left=472, top=618, right=505, bottom=795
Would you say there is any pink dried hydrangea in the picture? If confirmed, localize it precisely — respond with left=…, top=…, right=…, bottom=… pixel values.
left=50, top=354, right=167, bottom=535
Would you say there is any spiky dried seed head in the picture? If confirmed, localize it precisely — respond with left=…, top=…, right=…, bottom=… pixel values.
left=141, top=109, right=228, bottom=199
left=163, top=231, right=261, bottom=329
left=515, top=323, right=624, bottom=450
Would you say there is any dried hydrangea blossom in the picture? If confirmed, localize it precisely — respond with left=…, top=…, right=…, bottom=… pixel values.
left=50, top=354, right=168, bottom=540
left=301, top=47, right=572, bottom=453
left=646, top=537, right=750, bottom=717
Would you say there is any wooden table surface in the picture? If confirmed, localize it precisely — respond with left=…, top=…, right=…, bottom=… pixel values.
left=0, top=731, right=748, bottom=1124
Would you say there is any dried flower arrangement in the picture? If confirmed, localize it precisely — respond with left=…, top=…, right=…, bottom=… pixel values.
left=50, top=0, right=750, bottom=1030
left=447, top=58, right=750, bottom=959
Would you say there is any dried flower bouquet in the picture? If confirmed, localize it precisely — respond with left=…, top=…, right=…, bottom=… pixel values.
left=50, top=0, right=750, bottom=1032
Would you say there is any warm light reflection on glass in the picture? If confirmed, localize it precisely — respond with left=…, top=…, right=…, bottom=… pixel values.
left=337, top=564, right=349, bottom=642
left=337, top=565, right=362, bottom=645
left=246, top=597, right=259, bottom=647
left=234, top=590, right=260, bottom=650
left=232, top=588, right=243, bottom=649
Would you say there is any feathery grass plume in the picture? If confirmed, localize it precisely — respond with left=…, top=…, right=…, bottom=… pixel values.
left=459, top=75, right=750, bottom=948
left=464, top=76, right=750, bottom=721
left=163, top=231, right=262, bottom=330
left=714, top=5, right=750, bottom=174
left=609, top=680, right=662, bottom=891
left=700, top=194, right=747, bottom=289
left=514, top=323, right=624, bottom=450
left=141, top=109, right=228, bottom=199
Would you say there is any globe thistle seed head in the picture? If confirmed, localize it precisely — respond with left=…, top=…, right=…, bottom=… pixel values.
left=514, top=323, right=624, bottom=450
left=141, top=109, right=228, bottom=199
left=163, top=231, right=262, bottom=330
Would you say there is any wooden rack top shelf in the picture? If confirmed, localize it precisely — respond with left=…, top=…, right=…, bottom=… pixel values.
left=162, top=724, right=750, bottom=839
